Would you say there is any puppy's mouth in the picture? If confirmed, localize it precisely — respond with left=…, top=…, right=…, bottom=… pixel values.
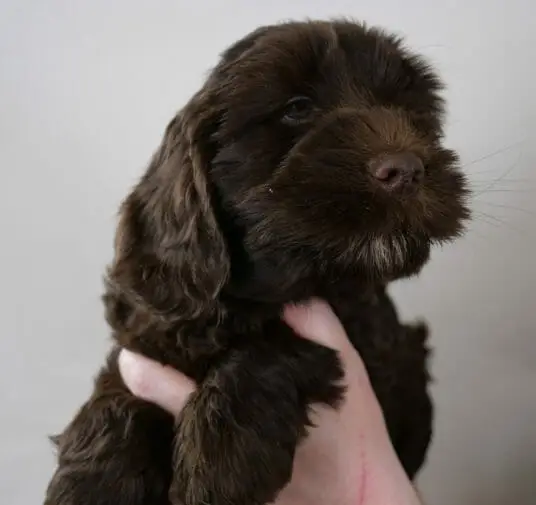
left=323, top=178, right=469, bottom=279
left=353, top=162, right=470, bottom=279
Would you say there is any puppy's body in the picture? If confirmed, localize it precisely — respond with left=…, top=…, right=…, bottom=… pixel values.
left=45, top=19, right=469, bottom=505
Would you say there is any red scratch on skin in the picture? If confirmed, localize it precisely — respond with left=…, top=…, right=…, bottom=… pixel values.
left=357, top=429, right=367, bottom=505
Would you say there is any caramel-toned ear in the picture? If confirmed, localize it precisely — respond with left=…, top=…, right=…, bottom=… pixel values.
left=103, top=97, right=229, bottom=331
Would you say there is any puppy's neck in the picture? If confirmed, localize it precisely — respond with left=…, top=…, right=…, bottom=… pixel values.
left=221, top=267, right=386, bottom=323
left=219, top=231, right=393, bottom=324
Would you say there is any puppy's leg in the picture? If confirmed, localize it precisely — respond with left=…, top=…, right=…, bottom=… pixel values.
left=44, top=349, right=174, bottom=505
left=391, top=322, right=433, bottom=480
left=170, top=333, right=345, bottom=505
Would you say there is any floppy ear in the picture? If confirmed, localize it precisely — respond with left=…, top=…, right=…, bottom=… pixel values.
left=104, top=95, right=229, bottom=331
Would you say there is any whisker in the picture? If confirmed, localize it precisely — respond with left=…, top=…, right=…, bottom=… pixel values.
left=460, top=138, right=526, bottom=170
left=471, top=210, right=526, bottom=236
left=472, top=188, right=535, bottom=194
left=470, top=160, right=526, bottom=195
left=469, top=178, right=533, bottom=185
left=473, top=211, right=506, bottom=227
left=465, top=226, right=498, bottom=245
left=474, top=201, right=536, bottom=218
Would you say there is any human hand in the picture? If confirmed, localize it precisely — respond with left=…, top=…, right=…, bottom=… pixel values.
left=118, top=299, right=422, bottom=505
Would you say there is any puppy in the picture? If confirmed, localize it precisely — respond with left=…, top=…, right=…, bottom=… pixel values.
left=44, top=19, right=470, bottom=505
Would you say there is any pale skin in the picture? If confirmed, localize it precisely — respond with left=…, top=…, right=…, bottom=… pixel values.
left=118, top=298, right=423, bottom=505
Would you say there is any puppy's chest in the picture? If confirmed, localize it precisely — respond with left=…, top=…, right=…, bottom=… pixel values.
left=327, top=289, right=407, bottom=371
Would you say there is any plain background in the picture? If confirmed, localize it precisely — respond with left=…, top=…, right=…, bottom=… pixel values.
left=1, top=1, right=535, bottom=504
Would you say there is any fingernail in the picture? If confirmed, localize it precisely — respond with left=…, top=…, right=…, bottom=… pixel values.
left=118, top=348, right=152, bottom=398
left=118, top=348, right=138, bottom=374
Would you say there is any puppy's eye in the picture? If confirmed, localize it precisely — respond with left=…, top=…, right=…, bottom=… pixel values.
left=281, top=96, right=314, bottom=125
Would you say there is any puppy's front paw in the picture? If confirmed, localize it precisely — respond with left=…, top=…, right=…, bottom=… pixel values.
left=168, top=335, right=346, bottom=505
left=170, top=382, right=298, bottom=505
left=44, top=396, right=174, bottom=505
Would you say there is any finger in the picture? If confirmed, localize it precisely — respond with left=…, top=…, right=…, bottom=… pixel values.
left=283, top=298, right=371, bottom=384
left=118, top=349, right=196, bottom=416
left=283, top=298, right=357, bottom=355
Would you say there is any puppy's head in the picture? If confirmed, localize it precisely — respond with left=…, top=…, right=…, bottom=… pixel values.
left=105, top=20, right=470, bottom=326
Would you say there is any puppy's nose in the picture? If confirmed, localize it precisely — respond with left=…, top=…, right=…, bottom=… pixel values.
left=369, top=153, right=425, bottom=192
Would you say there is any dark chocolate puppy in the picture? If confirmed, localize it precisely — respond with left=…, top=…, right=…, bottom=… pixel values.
left=44, top=19, right=469, bottom=505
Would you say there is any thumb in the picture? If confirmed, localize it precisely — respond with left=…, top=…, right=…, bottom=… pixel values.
left=283, top=298, right=363, bottom=367
left=118, top=349, right=196, bottom=416
left=283, top=298, right=377, bottom=401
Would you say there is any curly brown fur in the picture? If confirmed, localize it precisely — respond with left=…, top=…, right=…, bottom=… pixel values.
left=44, top=18, right=470, bottom=505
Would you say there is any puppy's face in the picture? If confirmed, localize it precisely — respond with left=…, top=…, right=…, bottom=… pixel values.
left=208, top=21, right=469, bottom=289
left=107, top=20, right=470, bottom=321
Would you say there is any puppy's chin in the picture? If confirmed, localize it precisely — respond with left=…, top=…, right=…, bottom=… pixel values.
left=354, top=233, right=431, bottom=281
